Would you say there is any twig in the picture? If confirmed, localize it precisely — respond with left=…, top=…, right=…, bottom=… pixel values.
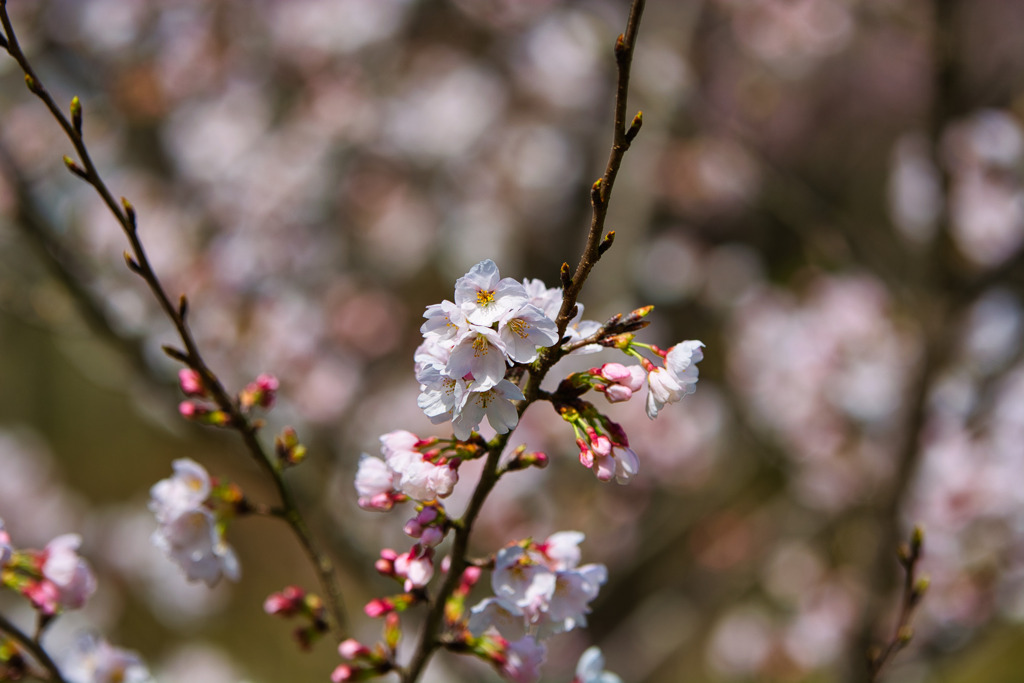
left=0, top=612, right=69, bottom=683
left=867, top=526, right=929, bottom=681
left=525, top=0, right=646, bottom=404
left=0, top=1, right=347, bottom=639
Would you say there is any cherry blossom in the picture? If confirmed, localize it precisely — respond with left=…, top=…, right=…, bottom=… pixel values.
left=573, top=646, right=622, bottom=683
left=454, top=259, right=528, bottom=326
left=61, top=636, right=151, bottom=683
left=646, top=340, right=705, bottom=419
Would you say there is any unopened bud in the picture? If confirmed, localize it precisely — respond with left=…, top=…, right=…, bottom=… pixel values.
left=62, top=155, right=87, bottom=179
left=625, top=110, right=643, bottom=143
left=910, top=525, right=925, bottom=555
left=70, top=96, right=83, bottom=135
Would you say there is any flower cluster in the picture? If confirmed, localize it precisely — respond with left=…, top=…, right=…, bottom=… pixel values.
left=61, top=635, right=151, bottom=683
left=355, top=430, right=460, bottom=510
left=0, top=519, right=96, bottom=616
left=468, top=532, right=606, bottom=652
left=417, top=260, right=563, bottom=439
left=149, top=458, right=240, bottom=587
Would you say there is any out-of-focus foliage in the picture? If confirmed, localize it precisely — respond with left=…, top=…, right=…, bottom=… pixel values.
left=2, top=0, right=1024, bottom=681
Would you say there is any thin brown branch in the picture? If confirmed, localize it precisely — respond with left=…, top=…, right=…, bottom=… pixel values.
left=0, top=612, right=69, bottom=683
left=0, top=1, right=346, bottom=639
left=525, top=0, right=646, bottom=405
left=867, top=527, right=929, bottom=681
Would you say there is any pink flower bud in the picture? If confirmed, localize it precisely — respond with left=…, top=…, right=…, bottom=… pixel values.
left=178, top=369, right=205, bottom=396
left=338, top=638, right=370, bottom=660
left=460, top=566, right=482, bottom=590
left=264, top=585, right=305, bottom=616
left=420, top=526, right=444, bottom=547
left=364, top=598, right=394, bottom=617
left=331, top=664, right=355, bottom=682
left=599, top=363, right=631, bottom=382
left=577, top=439, right=594, bottom=468
left=591, top=435, right=612, bottom=457
left=604, top=384, right=633, bottom=402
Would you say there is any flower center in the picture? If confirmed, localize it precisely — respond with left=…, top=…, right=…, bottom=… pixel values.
left=476, top=289, right=495, bottom=306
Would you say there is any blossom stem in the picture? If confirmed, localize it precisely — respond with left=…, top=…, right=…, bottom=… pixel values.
left=0, top=0, right=347, bottom=640
left=402, top=437, right=507, bottom=682
left=0, top=612, right=70, bottom=683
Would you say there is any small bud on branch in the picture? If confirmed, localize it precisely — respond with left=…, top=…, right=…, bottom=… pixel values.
left=62, top=155, right=87, bottom=180
left=123, top=251, right=141, bottom=273
left=625, top=111, right=643, bottom=143
left=614, top=33, right=626, bottom=59
left=23, top=73, right=41, bottom=94
left=121, top=197, right=137, bottom=232
left=161, top=345, right=189, bottom=363
left=591, top=178, right=605, bottom=207
left=70, top=96, right=82, bottom=136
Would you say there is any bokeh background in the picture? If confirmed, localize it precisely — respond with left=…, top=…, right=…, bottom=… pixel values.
left=2, top=0, right=1024, bottom=681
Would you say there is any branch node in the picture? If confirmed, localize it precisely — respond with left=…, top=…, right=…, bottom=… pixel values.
left=178, top=294, right=189, bottom=321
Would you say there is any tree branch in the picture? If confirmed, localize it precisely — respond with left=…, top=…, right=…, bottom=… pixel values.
left=0, top=0, right=347, bottom=639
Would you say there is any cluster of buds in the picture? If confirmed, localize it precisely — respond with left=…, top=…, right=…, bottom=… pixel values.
left=148, top=459, right=240, bottom=586
left=274, top=426, right=308, bottom=468
left=588, top=362, right=646, bottom=403
left=263, top=585, right=329, bottom=650
left=556, top=403, right=637, bottom=484
left=0, top=520, right=96, bottom=617
left=177, top=370, right=280, bottom=426
left=177, top=368, right=229, bottom=426
left=376, top=545, right=436, bottom=593
left=402, top=504, right=447, bottom=547
left=239, top=373, right=279, bottom=411
left=331, top=613, right=400, bottom=682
